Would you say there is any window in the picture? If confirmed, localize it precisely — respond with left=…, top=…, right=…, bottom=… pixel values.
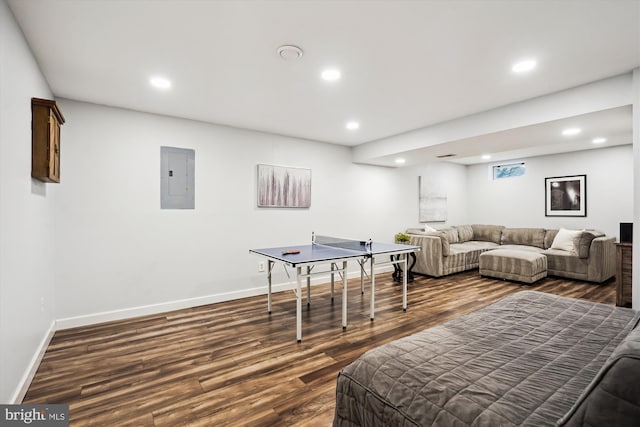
left=493, top=162, right=525, bottom=180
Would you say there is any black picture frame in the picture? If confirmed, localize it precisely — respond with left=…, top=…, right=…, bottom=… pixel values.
left=545, top=175, right=586, bottom=217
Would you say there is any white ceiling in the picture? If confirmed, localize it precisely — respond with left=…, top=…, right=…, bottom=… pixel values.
left=376, top=105, right=634, bottom=166
left=7, top=0, right=640, bottom=164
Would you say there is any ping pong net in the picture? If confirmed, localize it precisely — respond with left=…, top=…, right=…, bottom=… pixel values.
left=313, top=234, right=372, bottom=252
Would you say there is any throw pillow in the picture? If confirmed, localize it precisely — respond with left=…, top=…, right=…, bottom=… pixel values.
left=424, top=224, right=437, bottom=232
left=544, top=229, right=559, bottom=249
left=439, top=227, right=460, bottom=244
left=501, top=228, right=546, bottom=249
left=455, top=225, right=474, bottom=243
left=550, top=228, right=583, bottom=253
left=471, top=224, right=504, bottom=244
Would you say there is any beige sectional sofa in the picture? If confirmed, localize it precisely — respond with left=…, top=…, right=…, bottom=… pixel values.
left=406, top=224, right=616, bottom=283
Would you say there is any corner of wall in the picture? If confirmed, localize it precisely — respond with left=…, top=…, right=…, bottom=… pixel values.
left=632, top=67, right=639, bottom=310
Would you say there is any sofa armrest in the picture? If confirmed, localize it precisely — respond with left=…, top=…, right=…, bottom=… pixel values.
left=409, top=234, right=445, bottom=277
left=587, top=236, right=616, bottom=282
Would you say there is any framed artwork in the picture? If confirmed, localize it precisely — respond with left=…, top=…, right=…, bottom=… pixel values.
left=257, top=164, right=311, bottom=208
left=419, top=176, right=447, bottom=222
left=545, top=175, right=586, bottom=217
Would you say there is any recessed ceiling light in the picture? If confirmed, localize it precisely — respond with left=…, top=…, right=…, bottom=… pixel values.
left=592, top=137, right=607, bottom=144
left=562, top=127, right=582, bottom=136
left=321, top=68, right=341, bottom=81
left=511, top=59, right=537, bottom=73
left=346, top=121, right=359, bottom=130
left=150, top=76, right=171, bottom=89
left=395, top=158, right=406, bottom=164
left=481, top=154, right=491, bottom=160
left=277, top=45, right=303, bottom=60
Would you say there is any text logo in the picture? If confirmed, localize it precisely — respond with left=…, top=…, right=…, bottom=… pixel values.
left=0, top=405, right=68, bottom=426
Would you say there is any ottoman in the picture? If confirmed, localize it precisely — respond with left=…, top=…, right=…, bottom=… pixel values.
left=479, top=249, right=547, bottom=284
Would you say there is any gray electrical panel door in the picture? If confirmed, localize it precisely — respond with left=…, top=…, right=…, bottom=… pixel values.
left=160, top=146, right=195, bottom=209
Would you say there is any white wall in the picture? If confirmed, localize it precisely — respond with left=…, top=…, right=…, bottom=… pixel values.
left=53, top=98, right=629, bottom=329
left=466, top=146, right=633, bottom=237
left=0, top=0, right=57, bottom=403
left=53, top=100, right=417, bottom=324
left=633, top=67, right=639, bottom=310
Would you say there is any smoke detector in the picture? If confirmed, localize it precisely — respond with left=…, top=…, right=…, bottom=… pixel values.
left=277, top=45, right=303, bottom=60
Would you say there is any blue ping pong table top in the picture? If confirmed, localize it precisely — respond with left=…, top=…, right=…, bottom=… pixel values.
left=250, top=241, right=420, bottom=267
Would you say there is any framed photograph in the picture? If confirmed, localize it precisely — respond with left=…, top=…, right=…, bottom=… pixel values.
left=545, top=175, right=586, bottom=217
left=257, top=164, right=311, bottom=208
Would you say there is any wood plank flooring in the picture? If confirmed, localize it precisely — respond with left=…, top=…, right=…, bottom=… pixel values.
left=23, top=270, right=616, bottom=426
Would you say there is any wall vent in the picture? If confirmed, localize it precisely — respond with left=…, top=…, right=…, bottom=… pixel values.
left=436, top=154, right=456, bottom=158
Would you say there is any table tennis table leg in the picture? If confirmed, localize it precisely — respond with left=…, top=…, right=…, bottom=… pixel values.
left=330, top=263, right=335, bottom=302
left=370, top=257, right=375, bottom=321
left=297, top=266, right=302, bottom=343
left=403, top=257, right=408, bottom=311
left=360, top=260, right=365, bottom=294
left=342, top=260, right=347, bottom=330
left=306, top=266, right=311, bottom=306
left=267, top=260, right=274, bottom=314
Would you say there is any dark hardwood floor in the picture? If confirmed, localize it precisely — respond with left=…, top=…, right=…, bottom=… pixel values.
left=23, top=270, right=616, bottom=426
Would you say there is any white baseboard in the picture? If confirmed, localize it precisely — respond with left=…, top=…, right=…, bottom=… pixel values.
left=56, top=266, right=393, bottom=330
left=11, top=320, right=56, bottom=404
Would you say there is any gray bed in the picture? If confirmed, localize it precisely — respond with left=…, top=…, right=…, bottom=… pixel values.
left=333, top=291, right=640, bottom=426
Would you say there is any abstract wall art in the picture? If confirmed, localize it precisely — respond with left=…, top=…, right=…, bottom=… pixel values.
left=257, top=164, right=311, bottom=208
left=419, top=175, right=447, bottom=222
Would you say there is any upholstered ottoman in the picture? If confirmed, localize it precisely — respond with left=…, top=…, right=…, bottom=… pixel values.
left=479, top=249, right=547, bottom=284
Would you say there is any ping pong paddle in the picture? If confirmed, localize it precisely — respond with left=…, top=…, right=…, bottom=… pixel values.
left=282, top=249, right=301, bottom=255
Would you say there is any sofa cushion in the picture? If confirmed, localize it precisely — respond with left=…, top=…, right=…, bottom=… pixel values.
left=440, top=227, right=459, bottom=244
left=454, top=241, right=500, bottom=251
left=499, top=244, right=545, bottom=253
left=470, top=224, right=504, bottom=244
left=455, top=225, right=474, bottom=242
left=574, top=230, right=605, bottom=259
left=546, top=249, right=589, bottom=275
left=501, top=228, right=546, bottom=249
left=452, top=241, right=499, bottom=266
left=479, top=249, right=547, bottom=283
left=544, top=229, right=559, bottom=249
left=558, top=322, right=640, bottom=427
left=551, top=228, right=583, bottom=253
left=443, top=245, right=466, bottom=273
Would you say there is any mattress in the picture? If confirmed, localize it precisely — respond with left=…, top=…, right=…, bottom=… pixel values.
left=333, top=291, right=640, bottom=426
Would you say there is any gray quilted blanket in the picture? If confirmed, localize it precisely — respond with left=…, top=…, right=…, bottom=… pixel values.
left=333, top=291, right=640, bottom=426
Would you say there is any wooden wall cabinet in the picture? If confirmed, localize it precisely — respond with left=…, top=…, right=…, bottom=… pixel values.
left=615, top=243, right=632, bottom=307
left=31, top=97, right=65, bottom=183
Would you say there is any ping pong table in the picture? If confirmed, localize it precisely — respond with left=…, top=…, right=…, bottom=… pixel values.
left=250, top=234, right=421, bottom=342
